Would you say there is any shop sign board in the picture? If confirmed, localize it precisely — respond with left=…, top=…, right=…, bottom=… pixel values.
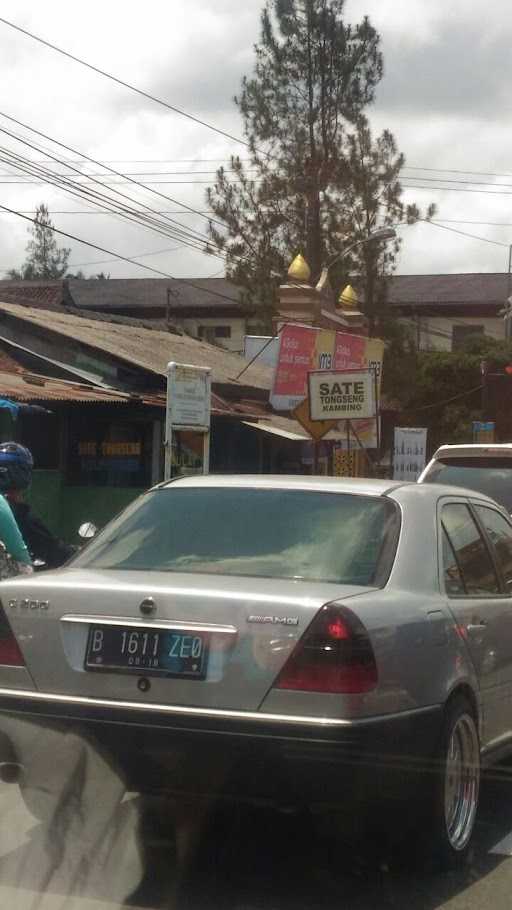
left=308, top=369, right=376, bottom=422
left=165, top=362, right=211, bottom=479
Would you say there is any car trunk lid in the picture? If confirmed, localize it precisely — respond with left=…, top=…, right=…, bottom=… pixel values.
left=4, top=569, right=376, bottom=712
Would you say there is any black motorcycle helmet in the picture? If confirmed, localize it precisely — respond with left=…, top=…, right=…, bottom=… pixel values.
left=0, top=442, right=34, bottom=493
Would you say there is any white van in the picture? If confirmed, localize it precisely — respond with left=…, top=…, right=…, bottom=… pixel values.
left=418, top=444, right=512, bottom=512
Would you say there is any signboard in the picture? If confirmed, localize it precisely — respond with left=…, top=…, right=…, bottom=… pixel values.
left=270, top=325, right=384, bottom=448
left=270, top=324, right=384, bottom=411
left=308, top=370, right=376, bottom=422
left=243, top=335, right=280, bottom=367
left=165, top=362, right=211, bottom=479
left=393, top=427, right=428, bottom=481
left=167, top=363, right=211, bottom=428
left=291, top=397, right=337, bottom=441
left=270, top=324, right=367, bottom=411
left=473, top=420, right=495, bottom=443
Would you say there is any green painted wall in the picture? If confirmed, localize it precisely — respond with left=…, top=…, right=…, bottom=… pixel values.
left=28, top=470, right=143, bottom=544
left=59, top=485, right=144, bottom=540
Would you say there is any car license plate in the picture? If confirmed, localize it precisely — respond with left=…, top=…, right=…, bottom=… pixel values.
left=85, top=625, right=209, bottom=678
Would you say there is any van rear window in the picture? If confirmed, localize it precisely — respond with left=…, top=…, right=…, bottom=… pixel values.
left=422, top=457, right=512, bottom=511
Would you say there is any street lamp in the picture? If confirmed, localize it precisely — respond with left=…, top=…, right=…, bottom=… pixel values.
left=326, top=226, right=397, bottom=270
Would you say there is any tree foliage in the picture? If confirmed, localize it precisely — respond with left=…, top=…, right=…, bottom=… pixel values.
left=383, top=334, right=512, bottom=452
left=207, top=0, right=434, bottom=330
left=8, top=204, right=70, bottom=280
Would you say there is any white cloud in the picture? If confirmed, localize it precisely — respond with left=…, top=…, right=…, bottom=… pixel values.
left=0, top=0, right=511, bottom=280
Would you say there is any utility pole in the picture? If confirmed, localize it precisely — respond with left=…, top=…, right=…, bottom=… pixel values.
left=481, top=360, right=488, bottom=419
left=507, top=245, right=512, bottom=340
left=499, top=245, right=512, bottom=339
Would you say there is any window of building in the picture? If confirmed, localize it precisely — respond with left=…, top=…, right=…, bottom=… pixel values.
left=452, top=324, right=484, bottom=351
left=197, top=325, right=231, bottom=342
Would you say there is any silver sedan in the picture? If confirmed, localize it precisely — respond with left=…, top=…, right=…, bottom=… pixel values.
left=0, top=475, right=510, bottom=867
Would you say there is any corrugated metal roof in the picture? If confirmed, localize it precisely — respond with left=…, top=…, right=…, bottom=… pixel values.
left=0, top=370, right=131, bottom=404
left=0, top=301, right=271, bottom=391
left=0, top=369, right=268, bottom=419
left=0, top=281, right=66, bottom=311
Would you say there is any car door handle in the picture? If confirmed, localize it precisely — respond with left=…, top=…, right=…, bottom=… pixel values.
left=467, top=622, right=487, bottom=634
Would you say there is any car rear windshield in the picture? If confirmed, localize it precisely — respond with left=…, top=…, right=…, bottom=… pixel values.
left=75, top=488, right=400, bottom=585
left=422, top=457, right=512, bottom=511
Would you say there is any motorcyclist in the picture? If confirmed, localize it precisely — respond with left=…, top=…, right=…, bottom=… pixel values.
left=0, top=485, right=31, bottom=575
left=0, top=442, right=75, bottom=569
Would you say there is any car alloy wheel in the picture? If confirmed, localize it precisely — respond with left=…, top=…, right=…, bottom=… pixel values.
left=443, top=712, right=480, bottom=852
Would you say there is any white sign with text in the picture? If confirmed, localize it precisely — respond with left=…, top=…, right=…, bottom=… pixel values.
left=308, top=369, right=376, bottom=422
left=393, top=427, right=428, bottom=481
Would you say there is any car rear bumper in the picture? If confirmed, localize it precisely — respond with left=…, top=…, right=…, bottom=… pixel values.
left=0, top=688, right=443, bottom=812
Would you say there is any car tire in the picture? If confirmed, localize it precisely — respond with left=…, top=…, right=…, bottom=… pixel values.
left=426, top=696, right=480, bottom=869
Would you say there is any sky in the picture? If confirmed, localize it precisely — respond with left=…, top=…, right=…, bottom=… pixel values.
left=0, top=0, right=511, bottom=281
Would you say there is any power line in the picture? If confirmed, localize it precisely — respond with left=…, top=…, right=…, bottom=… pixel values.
left=0, top=203, right=241, bottom=306
left=0, top=110, right=230, bottom=231
left=405, top=165, right=512, bottom=180
left=431, top=219, right=512, bottom=228
left=0, top=169, right=257, bottom=178
left=422, top=220, right=509, bottom=248
left=403, top=385, right=484, bottom=412
left=2, top=158, right=252, bottom=165
left=0, top=16, right=256, bottom=153
left=0, top=178, right=256, bottom=185
left=0, top=143, right=213, bottom=256
left=68, top=244, right=182, bottom=269
left=0, top=122, right=219, bottom=254
left=402, top=182, right=512, bottom=197
left=0, top=132, right=265, bottom=279
left=403, top=174, right=512, bottom=191
left=4, top=210, right=215, bottom=216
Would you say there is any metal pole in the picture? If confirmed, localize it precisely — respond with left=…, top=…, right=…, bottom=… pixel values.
left=203, top=371, right=212, bottom=474
left=164, top=362, right=176, bottom=481
left=481, top=360, right=488, bottom=420
left=350, top=420, right=376, bottom=477
left=507, top=245, right=512, bottom=340
left=313, top=441, right=319, bottom=474
left=374, top=368, right=381, bottom=452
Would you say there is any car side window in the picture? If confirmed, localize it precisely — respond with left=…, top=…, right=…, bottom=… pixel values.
left=475, top=506, right=512, bottom=593
left=441, top=527, right=465, bottom=595
left=442, top=503, right=500, bottom=596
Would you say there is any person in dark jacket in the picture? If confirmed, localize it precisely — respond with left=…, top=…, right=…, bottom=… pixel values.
left=0, top=442, right=75, bottom=569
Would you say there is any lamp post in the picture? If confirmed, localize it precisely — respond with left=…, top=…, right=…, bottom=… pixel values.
left=326, top=226, right=397, bottom=271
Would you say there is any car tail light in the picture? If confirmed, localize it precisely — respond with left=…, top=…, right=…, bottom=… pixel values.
left=274, top=605, right=377, bottom=694
left=0, top=606, right=24, bottom=667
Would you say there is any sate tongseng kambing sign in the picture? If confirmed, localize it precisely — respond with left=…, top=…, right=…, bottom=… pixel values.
left=308, top=369, right=376, bottom=422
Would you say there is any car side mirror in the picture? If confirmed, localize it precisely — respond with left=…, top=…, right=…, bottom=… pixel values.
left=78, top=522, right=98, bottom=541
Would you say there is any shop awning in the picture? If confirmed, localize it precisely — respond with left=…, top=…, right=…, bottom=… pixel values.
left=243, top=414, right=350, bottom=442
left=243, top=420, right=308, bottom=441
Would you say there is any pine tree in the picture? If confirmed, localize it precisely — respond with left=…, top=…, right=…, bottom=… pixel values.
left=207, top=0, right=433, bottom=330
left=8, top=204, right=70, bottom=279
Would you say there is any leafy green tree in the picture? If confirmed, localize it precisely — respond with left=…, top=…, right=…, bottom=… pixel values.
left=384, top=334, right=512, bottom=452
left=207, top=0, right=433, bottom=330
left=8, top=204, right=70, bottom=280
